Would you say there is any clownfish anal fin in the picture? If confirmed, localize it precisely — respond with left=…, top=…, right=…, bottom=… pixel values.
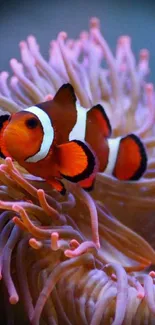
left=56, top=140, right=98, bottom=183
left=113, top=134, right=147, bottom=181
left=88, top=104, right=112, bottom=138
left=78, top=176, right=95, bottom=192
left=53, top=83, right=77, bottom=107
left=0, top=114, right=12, bottom=159
left=47, top=178, right=66, bottom=195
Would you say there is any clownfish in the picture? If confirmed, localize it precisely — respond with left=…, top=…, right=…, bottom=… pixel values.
left=0, top=83, right=147, bottom=194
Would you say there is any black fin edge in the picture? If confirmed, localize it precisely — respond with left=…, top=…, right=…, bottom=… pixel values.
left=0, top=114, right=11, bottom=159
left=0, top=150, right=6, bottom=159
left=91, top=104, right=112, bottom=137
left=61, top=83, right=77, bottom=103
left=0, top=114, right=10, bottom=129
left=54, top=179, right=66, bottom=196
left=54, top=83, right=77, bottom=105
left=60, top=140, right=97, bottom=183
left=59, top=181, right=66, bottom=196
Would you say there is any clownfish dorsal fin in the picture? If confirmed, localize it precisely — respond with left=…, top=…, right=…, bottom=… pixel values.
left=56, top=140, right=98, bottom=183
left=53, top=83, right=77, bottom=107
left=0, top=114, right=12, bottom=159
left=87, top=104, right=112, bottom=138
left=109, top=134, right=147, bottom=181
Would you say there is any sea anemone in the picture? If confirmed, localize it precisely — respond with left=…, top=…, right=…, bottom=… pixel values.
left=0, top=17, right=155, bottom=325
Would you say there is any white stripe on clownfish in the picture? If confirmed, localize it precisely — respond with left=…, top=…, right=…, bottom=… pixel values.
left=24, top=106, right=54, bottom=163
left=69, top=102, right=90, bottom=141
left=103, top=137, right=121, bottom=175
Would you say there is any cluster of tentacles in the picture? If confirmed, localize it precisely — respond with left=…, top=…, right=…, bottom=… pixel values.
left=0, top=17, right=155, bottom=324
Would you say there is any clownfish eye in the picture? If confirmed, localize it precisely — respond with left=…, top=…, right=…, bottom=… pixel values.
left=25, top=118, right=39, bottom=129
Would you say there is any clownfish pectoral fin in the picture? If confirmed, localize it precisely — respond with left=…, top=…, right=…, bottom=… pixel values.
left=87, top=104, right=112, bottom=138
left=53, top=83, right=77, bottom=107
left=56, top=140, right=98, bottom=183
left=78, top=175, right=96, bottom=192
left=47, top=178, right=66, bottom=195
left=112, top=134, right=147, bottom=181
left=0, top=114, right=12, bottom=159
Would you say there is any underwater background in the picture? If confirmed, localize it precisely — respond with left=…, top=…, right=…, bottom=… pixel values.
left=0, top=0, right=155, bottom=81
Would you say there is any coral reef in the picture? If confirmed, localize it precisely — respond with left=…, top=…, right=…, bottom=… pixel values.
left=0, top=17, right=155, bottom=324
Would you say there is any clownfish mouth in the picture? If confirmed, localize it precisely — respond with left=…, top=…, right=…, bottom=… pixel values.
left=4, top=126, right=27, bottom=145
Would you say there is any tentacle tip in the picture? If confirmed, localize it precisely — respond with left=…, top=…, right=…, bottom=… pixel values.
left=29, top=238, right=34, bottom=247
left=9, top=295, right=19, bottom=305
left=51, top=232, right=59, bottom=250
left=90, top=17, right=100, bottom=29
left=5, top=157, right=13, bottom=164
left=149, top=271, right=155, bottom=278
left=10, top=58, right=18, bottom=65
left=79, top=31, right=89, bottom=41
left=37, top=188, right=45, bottom=202
left=140, top=48, right=150, bottom=60
left=118, top=35, right=131, bottom=46
left=0, top=71, right=9, bottom=78
left=51, top=232, right=59, bottom=240
left=37, top=188, right=44, bottom=195
left=58, top=32, right=67, bottom=41
left=64, top=249, right=74, bottom=258
left=145, top=83, right=154, bottom=92
left=19, top=40, right=26, bottom=48
left=12, top=204, right=20, bottom=212
left=111, top=273, right=117, bottom=281
left=137, top=292, right=145, bottom=299
left=12, top=216, right=24, bottom=230
left=44, top=94, right=53, bottom=101
left=27, top=35, right=36, bottom=42
left=29, top=238, right=42, bottom=250
left=69, top=239, right=80, bottom=249
left=0, top=164, right=7, bottom=171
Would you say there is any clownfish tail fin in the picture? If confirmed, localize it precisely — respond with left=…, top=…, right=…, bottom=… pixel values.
left=0, top=114, right=12, bottom=159
left=105, top=134, right=147, bottom=181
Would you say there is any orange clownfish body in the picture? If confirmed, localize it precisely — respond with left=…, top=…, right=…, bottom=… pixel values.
left=0, top=83, right=147, bottom=195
